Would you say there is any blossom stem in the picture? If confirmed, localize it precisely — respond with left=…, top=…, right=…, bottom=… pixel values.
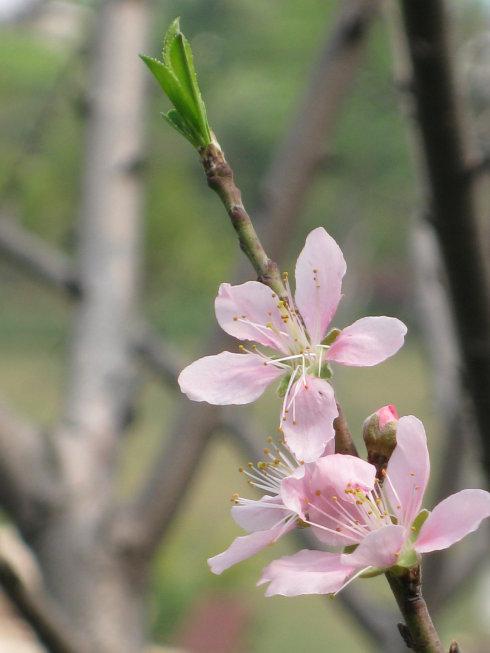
left=333, top=403, right=358, bottom=456
left=199, top=142, right=286, bottom=297
left=386, top=565, right=444, bottom=653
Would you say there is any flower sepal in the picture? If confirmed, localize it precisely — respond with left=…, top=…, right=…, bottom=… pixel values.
left=359, top=567, right=384, bottom=579
left=393, top=547, right=420, bottom=571
left=318, top=362, right=333, bottom=380
left=409, top=509, right=430, bottom=544
left=321, top=328, right=341, bottom=346
left=277, top=372, right=293, bottom=398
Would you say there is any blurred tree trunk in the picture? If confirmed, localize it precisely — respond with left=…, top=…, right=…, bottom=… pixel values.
left=25, top=1, right=150, bottom=650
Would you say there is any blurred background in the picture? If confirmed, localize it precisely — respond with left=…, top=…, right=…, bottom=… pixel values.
left=0, top=0, right=489, bottom=651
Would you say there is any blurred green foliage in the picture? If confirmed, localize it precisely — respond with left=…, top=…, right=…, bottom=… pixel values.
left=0, top=0, right=488, bottom=651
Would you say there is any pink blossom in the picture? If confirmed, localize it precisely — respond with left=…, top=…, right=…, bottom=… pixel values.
left=208, top=440, right=309, bottom=575
left=179, top=228, right=407, bottom=462
left=258, top=416, right=490, bottom=597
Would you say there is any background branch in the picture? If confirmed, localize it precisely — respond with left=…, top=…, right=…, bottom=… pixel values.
left=396, top=0, right=490, bottom=480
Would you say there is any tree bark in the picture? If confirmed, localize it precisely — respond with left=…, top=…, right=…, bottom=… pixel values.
left=22, top=1, right=151, bottom=650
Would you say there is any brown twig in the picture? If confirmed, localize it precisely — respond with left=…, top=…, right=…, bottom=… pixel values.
left=386, top=566, right=444, bottom=653
left=334, top=402, right=358, bottom=456
left=200, top=142, right=285, bottom=296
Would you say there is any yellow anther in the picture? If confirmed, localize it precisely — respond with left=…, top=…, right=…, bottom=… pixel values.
left=238, top=467, right=244, bottom=473
left=267, top=436, right=273, bottom=443
left=266, top=322, right=273, bottom=329
left=238, top=344, right=245, bottom=351
left=263, top=448, right=270, bottom=455
left=233, top=316, right=238, bottom=321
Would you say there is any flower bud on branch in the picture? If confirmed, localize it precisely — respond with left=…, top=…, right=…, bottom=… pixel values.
left=363, top=404, right=398, bottom=476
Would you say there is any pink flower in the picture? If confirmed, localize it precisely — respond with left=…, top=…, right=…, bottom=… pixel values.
left=208, top=441, right=308, bottom=575
left=179, top=228, right=407, bottom=462
left=258, top=416, right=490, bottom=597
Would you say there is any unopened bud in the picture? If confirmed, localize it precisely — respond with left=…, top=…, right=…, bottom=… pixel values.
left=363, top=405, right=398, bottom=477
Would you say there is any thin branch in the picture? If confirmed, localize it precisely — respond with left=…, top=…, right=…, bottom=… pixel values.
left=396, top=0, right=490, bottom=479
left=334, top=402, right=358, bottom=456
left=121, top=0, right=377, bottom=554
left=386, top=566, right=444, bottom=653
left=200, top=142, right=285, bottom=296
left=132, top=323, right=183, bottom=387
left=0, top=216, right=79, bottom=296
left=0, top=555, right=85, bottom=653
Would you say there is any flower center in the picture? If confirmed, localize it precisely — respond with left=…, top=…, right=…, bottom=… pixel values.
left=232, top=437, right=300, bottom=505
left=301, top=476, right=401, bottom=542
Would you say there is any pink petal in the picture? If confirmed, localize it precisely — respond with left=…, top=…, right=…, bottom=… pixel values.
left=294, top=227, right=346, bottom=345
left=385, top=416, right=430, bottom=527
left=208, top=521, right=294, bottom=575
left=378, top=404, right=399, bottom=429
left=280, top=455, right=375, bottom=547
left=178, top=351, right=283, bottom=405
left=258, top=550, right=355, bottom=597
left=281, top=376, right=338, bottom=463
left=311, top=454, right=376, bottom=497
left=327, top=316, right=407, bottom=367
left=215, top=282, right=288, bottom=352
left=232, top=496, right=290, bottom=532
left=415, top=489, right=490, bottom=554
left=343, top=525, right=406, bottom=570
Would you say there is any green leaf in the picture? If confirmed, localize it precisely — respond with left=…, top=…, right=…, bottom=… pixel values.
left=163, top=110, right=201, bottom=148
left=165, top=20, right=211, bottom=143
left=141, top=56, right=187, bottom=119
left=142, top=18, right=212, bottom=148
